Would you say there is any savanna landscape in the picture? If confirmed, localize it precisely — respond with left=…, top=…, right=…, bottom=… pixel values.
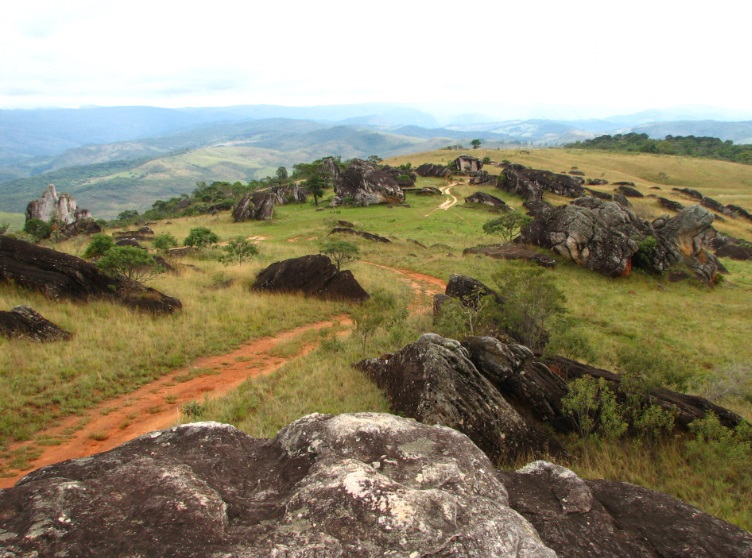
left=2, top=144, right=751, bottom=541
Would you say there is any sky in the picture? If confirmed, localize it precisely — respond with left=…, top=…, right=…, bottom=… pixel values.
left=1, top=0, right=750, bottom=120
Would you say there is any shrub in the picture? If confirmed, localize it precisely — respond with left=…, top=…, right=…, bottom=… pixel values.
left=96, top=246, right=164, bottom=283
left=184, top=227, right=219, bottom=249
left=632, top=235, right=658, bottom=271
left=82, top=233, right=115, bottom=259
left=153, top=233, right=178, bottom=252
left=483, top=212, right=532, bottom=244
left=352, top=289, right=407, bottom=356
left=220, top=237, right=259, bottom=266
left=24, top=218, right=52, bottom=242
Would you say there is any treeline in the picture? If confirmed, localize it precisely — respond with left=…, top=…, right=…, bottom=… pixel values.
left=566, top=133, right=752, bottom=164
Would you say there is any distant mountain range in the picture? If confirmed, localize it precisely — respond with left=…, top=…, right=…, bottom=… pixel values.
left=1, top=103, right=751, bottom=217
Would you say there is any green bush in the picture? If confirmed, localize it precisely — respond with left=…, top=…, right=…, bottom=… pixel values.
left=220, top=237, right=259, bottom=266
left=24, top=218, right=52, bottom=242
left=153, top=233, right=179, bottom=252
left=483, top=212, right=532, bottom=244
left=184, top=227, right=219, bottom=249
left=96, top=246, right=164, bottom=283
left=82, top=233, right=115, bottom=259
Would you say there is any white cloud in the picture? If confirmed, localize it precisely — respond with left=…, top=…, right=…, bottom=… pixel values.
left=0, top=0, right=749, bottom=117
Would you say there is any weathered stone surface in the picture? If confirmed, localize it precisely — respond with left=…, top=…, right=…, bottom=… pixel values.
left=727, top=203, right=752, bottom=222
left=520, top=202, right=638, bottom=277
left=329, top=227, right=391, bottom=243
left=445, top=274, right=503, bottom=307
left=586, top=178, right=609, bottom=185
left=251, top=254, right=369, bottom=302
left=463, top=244, right=556, bottom=268
left=498, top=164, right=585, bottom=201
left=658, top=197, right=685, bottom=212
left=453, top=155, right=483, bottom=173
left=614, top=184, right=643, bottom=198
left=25, top=184, right=91, bottom=226
left=499, top=460, right=752, bottom=558
left=381, top=165, right=417, bottom=187
left=469, top=170, right=495, bottom=185
left=404, top=186, right=442, bottom=195
left=701, top=196, right=734, bottom=216
left=584, top=188, right=613, bottom=200
left=716, top=243, right=752, bottom=260
left=0, top=416, right=561, bottom=557
left=465, top=191, right=511, bottom=209
left=267, top=183, right=307, bottom=204
left=0, top=305, right=72, bottom=341
left=415, top=163, right=451, bottom=178
left=0, top=236, right=181, bottom=314
left=673, top=187, right=704, bottom=200
left=332, top=159, right=405, bottom=206
left=232, top=192, right=275, bottom=222
left=115, top=237, right=143, bottom=247
left=356, top=334, right=559, bottom=464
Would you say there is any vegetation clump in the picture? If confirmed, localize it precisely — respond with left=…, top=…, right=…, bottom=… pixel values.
left=96, top=245, right=164, bottom=283
left=482, top=212, right=532, bottom=244
left=184, top=227, right=219, bottom=249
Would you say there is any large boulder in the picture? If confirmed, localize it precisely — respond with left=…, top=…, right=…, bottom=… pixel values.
left=498, top=164, right=585, bottom=201
left=0, top=305, right=72, bottom=341
left=499, top=460, right=752, bottom=558
left=251, top=254, right=369, bottom=302
left=25, top=184, right=92, bottom=226
left=415, top=163, right=451, bottom=178
left=453, top=155, right=483, bottom=173
left=444, top=273, right=503, bottom=307
left=332, top=159, right=405, bottom=206
left=0, top=236, right=181, bottom=314
left=0, top=416, right=561, bottom=557
left=520, top=202, right=638, bottom=277
left=356, top=333, right=560, bottom=464
left=233, top=191, right=275, bottom=221
left=381, top=165, right=417, bottom=187
left=701, top=196, right=734, bottom=217
left=268, top=183, right=307, bottom=204
left=465, top=191, right=511, bottom=210
left=727, top=203, right=752, bottom=222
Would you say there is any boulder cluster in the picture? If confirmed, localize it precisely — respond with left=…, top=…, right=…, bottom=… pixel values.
left=25, top=184, right=102, bottom=238
left=330, top=158, right=405, bottom=207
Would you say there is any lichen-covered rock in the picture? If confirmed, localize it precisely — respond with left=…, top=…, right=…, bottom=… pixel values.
left=726, top=203, right=752, bottom=222
left=356, top=333, right=560, bottom=464
left=25, top=184, right=91, bottom=226
left=498, top=164, right=585, bottom=201
left=499, top=460, right=752, bottom=558
left=469, top=170, right=495, bottom=185
left=614, top=185, right=643, bottom=198
left=415, top=163, right=451, bottom=178
left=0, top=416, right=557, bottom=557
left=0, top=305, right=72, bottom=341
left=701, top=196, right=734, bottom=216
left=673, top=187, right=704, bottom=200
left=658, top=197, right=685, bottom=212
left=232, top=191, right=276, bottom=222
left=465, top=191, right=511, bottom=209
left=0, top=236, right=181, bottom=314
left=251, top=254, right=369, bottom=302
left=453, top=155, right=483, bottom=173
left=445, top=274, right=503, bottom=307
left=333, top=159, right=405, bottom=206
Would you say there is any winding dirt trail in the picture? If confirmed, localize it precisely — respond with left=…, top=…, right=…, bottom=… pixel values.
left=1, top=265, right=446, bottom=488
left=436, top=183, right=459, bottom=211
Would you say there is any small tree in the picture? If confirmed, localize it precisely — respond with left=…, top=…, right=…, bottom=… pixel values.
left=220, top=237, right=259, bottom=266
left=276, top=166, right=289, bottom=182
left=24, top=218, right=52, bottom=242
left=96, top=246, right=164, bottom=283
left=153, top=233, right=179, bottom=252
left=483, top=212, right=532, bottom=244
left=471, top=139, right=482, bottom=149
left=83, top=233, right=115, bottom=259
left=321, top=240, right=359, bottom=271
left=184, top=227, right=219, bottom=249
left=306, top=173, right=327, bottom=206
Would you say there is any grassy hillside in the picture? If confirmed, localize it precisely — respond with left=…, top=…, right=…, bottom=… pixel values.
left=1, top=149, right=751, bottom=528
left=0, top=212, right=24, bottom=233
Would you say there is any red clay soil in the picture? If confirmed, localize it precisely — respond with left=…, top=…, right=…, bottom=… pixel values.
left=0, top=265, right=445, bottom=487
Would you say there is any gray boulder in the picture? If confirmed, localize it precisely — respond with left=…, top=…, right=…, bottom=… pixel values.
left=356, top=333, right=560, bottom=464
left=232, top=191, right=275, bottom=221
left=333, top=159, right=405, bottom=206
left=25, top=184, right=92, bottom=226
left=0, top=416, right=557, bottom=557
left=415, top=163, right=451, bottom=178
left=498, top=164, right=585, bottom=201
left=453, top=155, right=483, bottom=173
left=0, top=305, right=72, bottom=342
left=465, top=191, right=511, bottom=209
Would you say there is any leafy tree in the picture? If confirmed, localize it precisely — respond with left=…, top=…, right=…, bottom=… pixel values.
left=82, top=233, right=115, bottom=259
left=493, top=266, right=566, bottom=352
left=321, top=240, right=359, bottom=271
left=153, top=233, right=179, bottom=252
left=366, top=155, right=383, bottom=166
left=116, top=209, right=140, bottom=223
left=220, top=237, right=259, bottom=266
left=306, top=173, right=328, bottom=206
left=24, top=218, right=52, bottom=241
left=483, top=212, right=532, bottom=244
left=96, top=246, right=164, bottom=283
left=184, top=227, right=219, bottom=249
left=276, top=166, right=289, bottom=182
left=471, top=139, right=482, bottom=149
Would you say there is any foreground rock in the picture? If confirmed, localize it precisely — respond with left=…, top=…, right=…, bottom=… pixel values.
left=0, top=236, right=181, bottom=314
left=498, top=164, right=585, bottom=201
left=4, top=416, right=748, bottom=557
left=356, top=333, right=561, bottom=464
left=251, top=254, right=369, bottom=302
left=331, top=158, right=405, bottom=207
left=1, top=415, right=560, bottom=557
left=0, top=305, right=72, bottom=341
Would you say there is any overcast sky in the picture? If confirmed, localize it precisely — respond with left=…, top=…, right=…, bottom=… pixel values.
left=1, top=0, right=749, bottom=119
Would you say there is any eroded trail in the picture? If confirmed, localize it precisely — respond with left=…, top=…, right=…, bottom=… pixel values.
left=436, top=183, right=459, bottom=210
left=1, top=264, right=446, bottom=488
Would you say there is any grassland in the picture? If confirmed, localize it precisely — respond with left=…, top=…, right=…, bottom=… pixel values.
left=1, top=147, right=751, bottom=528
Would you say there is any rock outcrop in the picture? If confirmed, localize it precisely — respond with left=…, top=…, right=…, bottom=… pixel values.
left=381, top=165, right=417, bottom=187
left=464, top=191, right=511, bottom=210
left=463, top=244, right=556, bottom=268
left=453, top=155, right=483, bottom=173
left=614, top=184, right=643, bottom=198
left=251, top=254, right=369, bottom=302
left=468, top=170, right=495, bottom=185
left=658, top=197, right=685, bottom=212
left=331, top=159, right=405, bottom=207
left=0, top=236, right=181, bottom=314
left=673, top=187, right=704, bottom=200
left=444, top=273, right=503, bottom=307
left=415, top=163, right=451, bottom=178
left=0, top=416, right=567, bottom=557
left=0, top=305, right=72, bottom=341
left=701, top=196, right=734, bottom=216
left=232, top=191, right=275, bottom=221
left=25, top=184, right=91, bottom=226
left=498, top=164, right=585, bottom=201
left=356, top=333, right=560, bottom=464
left=329, top=227, right=391, bottom=243
left=727, top=203, right=752, bottom=222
